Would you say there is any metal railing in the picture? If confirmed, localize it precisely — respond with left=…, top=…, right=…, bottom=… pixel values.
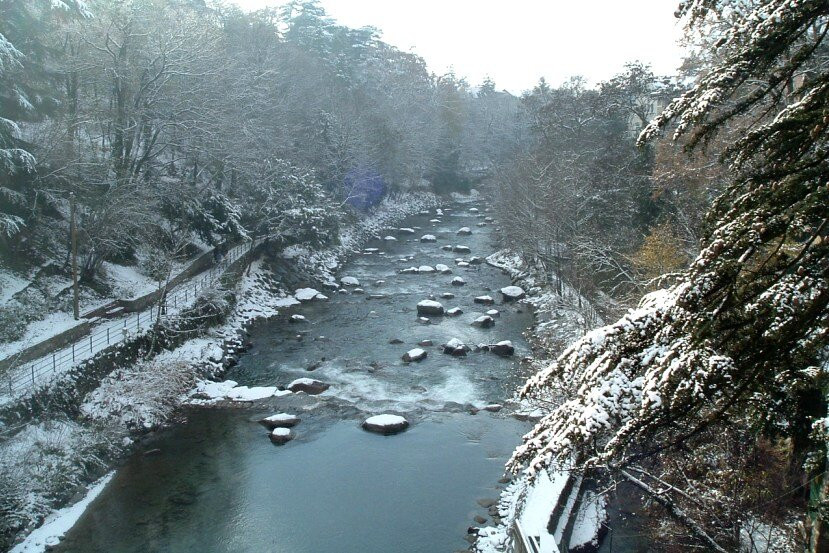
left=3, top=241, right=254, bottom=399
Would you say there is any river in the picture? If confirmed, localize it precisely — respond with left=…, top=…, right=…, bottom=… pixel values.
left=54, top=201, right=536, bottom=553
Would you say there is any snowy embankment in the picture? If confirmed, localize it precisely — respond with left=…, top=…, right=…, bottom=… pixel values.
left=474, top=250, right=606, bottom=553
left=282, top=192, right=440, bottom=284
left=0, top=191, right=440, bottom=552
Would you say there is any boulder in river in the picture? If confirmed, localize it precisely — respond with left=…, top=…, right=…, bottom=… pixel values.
left=500, top=286, right=526, bottom=301
left=451, top=277, right=466, bottom=286
left=400, top=266, right=419, bottom=274
left=416, top=299, right=445, bottom=316
left=418, top=339, right=433, bottom=347
left=474, top=295, right=495, bottom=305
left=446, top=307, right=463, bottom=316
left=469, top=207, right=479, bottom=213
left=398, top=227, right=415, bottom=235
left=490, top=340, right=515, bottom=356
left=430, top=218, right=442, bottom=223
left=457, top=261, right=470, bottom=268
left=443, top=338, right=471, bottom=356
left=383, top=235, right=397, bottom=241
left=435, top=264, right=452, bottom=274
left=486, top=309, right=500, bottom=318
left=472, top=315, right=496, bottom=328
left=453, top=245, right=471, bottom=254
left=269, top=427, right=295, bottom=445
left=418, top=265, right=436, bottom=273
left=259, top=413, right=301, bottom=430
left=362, top=414, right=409, bottom=435
left=441, top=292, right=455, bottom=299
left=352, top=288, right=365, bottom=294
left=420, top=234, right=437, bottom=242
left=340, top=276, right=360, bottom=287
left=402, top=348, right=427, bottom=362
left=289, top=314, right=307, bottom=323
left=468, top=256, right=484, bottom=265
left=388, top=338, right=404, bottom=344
left=295, top=288, right=326, bottom=302
left=368, top=294, right=388, bottom=300
left=418, top=317, right=431, bottom=325
left=287, top=378, right=330, bottom=395
left=457, top=227, right=472, bottom=236
left=441, top=245, right=454, bottom=251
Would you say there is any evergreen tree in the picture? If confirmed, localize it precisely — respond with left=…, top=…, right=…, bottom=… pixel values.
left=509, top=0, right=829, bottom=549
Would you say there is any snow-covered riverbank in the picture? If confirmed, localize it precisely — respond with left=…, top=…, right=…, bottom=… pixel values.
left=0, top=192, right=439, bottom=552
left=475, top=250, right=607, bottom=553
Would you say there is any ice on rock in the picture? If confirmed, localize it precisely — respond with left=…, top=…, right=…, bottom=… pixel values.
left=474, top=295, right=495, bottom=305
left=420, top=234, right=437, bottom=242
left=457, top=227, right=472, bottom=235
left=340, top=276, right=360, bottom=287
left=451, top=277, right=466, bottom=286
left=435, top=264, right=451, bottom=274
left=418, top=265, right=435, bottom=273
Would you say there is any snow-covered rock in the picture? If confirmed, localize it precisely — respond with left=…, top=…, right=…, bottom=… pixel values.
left=398, top=227, right=415, bottom=235
left=416, top=299, right=444, bottom=316
left=486, top=309, right=500, bottom=318
left=435, top=263, right=451, bottom=274
left=259, top=413, right=301, bottom=429
left=418, top=265, right=436, bottom=273
left=457, top=227, right=472, bottom=235
left=269, top=427, right=294, bottom=445
left=400, top=266, right=419, bottom=274
left=490, top=340, right=514, bottom=356
left=474, top=295, right=495, bottom=305
left=287, top=378, right=330, bottom=395
left=472, top=315, right=496, bottom=328
left=451, top=277, right=466, bottom=286
left=417, top=316, right=431, bottom=324
left=441, top=292, right=455, bottom=299
left=468, top=256, right=484, bottom=265
left=420, top=234, right=437, bottom=242
left=457, top=261, right=470, bottom=268
left=226, top=386, right=286, bottom=401
left=290, top=314, right=307, bottom=323
left=500, top=286, right=526, bottom=301
left=468, top=207, right=479, bottom=213
left=453, top=245, right=471, bottom=254
left=402, top=348, right=427, bottom=362
left=441, top=245, right=453, bottom=251
left=443, top=338, right=470, bottom=356
left=446, top=307, right=463, bottom=317
left=340, top=276, right=360, bottom=287
left=295, top=288, right=326, bottom=302
left=362, top=414, right=409, bottom=435
left=383, top=235, right=397, bottom=241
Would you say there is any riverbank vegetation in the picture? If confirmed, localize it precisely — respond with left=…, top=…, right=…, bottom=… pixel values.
left=501, top=1, right=829, bottom=551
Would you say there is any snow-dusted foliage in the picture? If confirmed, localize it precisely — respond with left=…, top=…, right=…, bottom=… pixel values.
left=510, top=1, right=829, bottom=549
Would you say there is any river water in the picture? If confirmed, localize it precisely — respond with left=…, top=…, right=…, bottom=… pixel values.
left=54, top=202, right=536, bottom=553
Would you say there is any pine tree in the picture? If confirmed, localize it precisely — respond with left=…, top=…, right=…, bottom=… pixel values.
left=509, top=1, right=829, bottom=549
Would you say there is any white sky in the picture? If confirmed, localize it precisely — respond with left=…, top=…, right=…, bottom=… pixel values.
left=230, top=0, right=687, bottom=94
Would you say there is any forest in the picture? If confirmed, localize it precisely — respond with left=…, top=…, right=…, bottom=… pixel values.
left=0, top=0, right=826, bottom=552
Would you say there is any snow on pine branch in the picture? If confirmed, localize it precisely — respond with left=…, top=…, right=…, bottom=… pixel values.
left=507, top=284, right=738, bottom=477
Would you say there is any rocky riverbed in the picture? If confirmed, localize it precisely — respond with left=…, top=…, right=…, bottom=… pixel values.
left=51, top=201, right=538, bottom=553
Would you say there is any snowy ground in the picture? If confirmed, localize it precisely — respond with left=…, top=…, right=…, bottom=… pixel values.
left=0, top=249, right=196, bottom=363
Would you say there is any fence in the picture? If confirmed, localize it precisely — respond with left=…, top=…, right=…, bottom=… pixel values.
left=3, top=241, right=255, bottom=399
